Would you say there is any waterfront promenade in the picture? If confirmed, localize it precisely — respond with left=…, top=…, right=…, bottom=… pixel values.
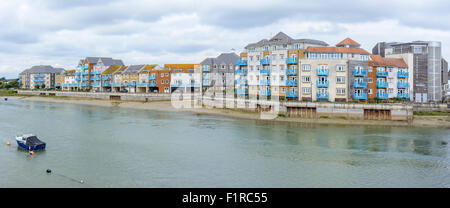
left=13, top=90, right=450, bottom=127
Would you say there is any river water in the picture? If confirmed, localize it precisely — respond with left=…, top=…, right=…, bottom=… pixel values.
left=0, top=98, right=449, bottom=187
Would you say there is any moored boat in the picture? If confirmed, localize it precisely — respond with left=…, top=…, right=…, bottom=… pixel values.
left=15, top=134, right=46, bottom=150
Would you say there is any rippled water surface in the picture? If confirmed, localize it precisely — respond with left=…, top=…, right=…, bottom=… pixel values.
left=0, top=99, right=449, bottom=187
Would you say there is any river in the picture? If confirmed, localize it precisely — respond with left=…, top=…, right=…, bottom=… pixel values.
left=0, top=99, right=449, bottom=187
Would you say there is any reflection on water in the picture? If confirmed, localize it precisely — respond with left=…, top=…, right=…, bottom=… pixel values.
left=0, top=99, right=449, bottom=188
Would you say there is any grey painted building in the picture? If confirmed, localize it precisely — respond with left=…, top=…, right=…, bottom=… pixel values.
left=19, top=65, right=65, bottom=89
left=373, top=41, right=445, bottom=102
left=200, top=52, right=239, bottom=95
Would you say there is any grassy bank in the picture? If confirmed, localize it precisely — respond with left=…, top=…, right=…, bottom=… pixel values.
left=414, top=111, right=450, bottom=116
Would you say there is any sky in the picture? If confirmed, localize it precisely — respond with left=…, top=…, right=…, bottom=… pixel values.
left=1, top=0, right=450, bottom=78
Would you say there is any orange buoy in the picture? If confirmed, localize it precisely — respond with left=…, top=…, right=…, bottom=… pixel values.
left=29, top=151, right=34, bottom=156
left=6, top=141, right=11, bottom=146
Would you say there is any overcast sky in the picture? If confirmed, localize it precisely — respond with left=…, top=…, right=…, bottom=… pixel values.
left=1, top=0, right=449, bottom=78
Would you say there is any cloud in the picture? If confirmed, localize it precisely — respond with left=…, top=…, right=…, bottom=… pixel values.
left=0, top=0, right=449, bottom=78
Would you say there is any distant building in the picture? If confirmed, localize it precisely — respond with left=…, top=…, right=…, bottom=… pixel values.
left=372, top=41, right=444, bottom=102
left=19, top=65, right=64, bottom=89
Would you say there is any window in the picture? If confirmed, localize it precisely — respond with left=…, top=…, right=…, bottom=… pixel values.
left=302, top=87, right=311, bottom=94
left=161, top=80, right=164, bottom=84
left=281, top=87, right=286, bottom=92
left=336, top=88, right=346, bottom=95
left=336, top=65, right=345, bottom=72
left=368, top=89, right=373, bottom=94
left=221, top=65, right=225, bottom=69
left=302, top=76, right=310, bottom=83
left=388, top=68, right=393, bottom=72
left=336, top=76, right=346, bottom=84
left=280, top=65, right=285, bottom=70
left=166, top=80, right=169, bottom=84
left=388, top=89, right=393, bottom=93
left=166, top=73, right=169, bottom=77
left=161, top=73, right=164, bottom=78
left=368, top=67, right=373, bottom=72
left=302, top=64, right=311, bottom=71
left=367, top=78, right=373, bottom=83
left=280, top=76, right=284, bottom=81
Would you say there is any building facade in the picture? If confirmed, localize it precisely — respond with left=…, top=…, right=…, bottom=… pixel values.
left=200, top=52, right=239, bottom=96
left=166, top=64, right=201, bottom=93
left=235, top=32, right=329, bottom=100
left=373, top=41, right=444, bottom=102
left=19, top=65, right=64, bottom=89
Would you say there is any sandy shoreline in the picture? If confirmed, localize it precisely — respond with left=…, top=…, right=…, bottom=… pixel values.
left=6, top=95, right=450, bottom=128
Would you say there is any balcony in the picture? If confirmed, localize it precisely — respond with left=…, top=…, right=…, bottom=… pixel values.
left=186, top=83, right=201, bottom=87
left=111, top=83, right=121, bottom=87
left=377, top=92, right=389, bottom=99
left=235, top=88, right=248, bottom=95
left=354, top=81, right=367, bottom=88
left=259, top=69, right=270, bottom=76
left=81, top=83, right=88, bottom=87
left=397, top=82, right=409, bottom=89
left=376, top=82, right=388, bottom=88
left=236, top=69, right=248, bottom=75
left=148, top=83, right=157, bottom=87
left=376, top=71, right=388, bottom=77
left=202, top=66, right=211, bottom=72
left=286, top=91, right=298, bottom=98
left=397, top=71, right=409, bottom=78
left=235, top=79, right=248, bottom=85
left=34, top=79, right=45, bottom=82
left=90, top=83, right=100, bottom=87
left=235, top=59, right=248, bottom=66
left=102, top=77, right=111, bottom=81
left=136, top=83, right=147, bottom=87
left=102, top=82, right=110, bottom=87
left=55, top=83, right=60, bottom=87
left=397, top=93, right=409, bottom=99
left=286, top=80, right=298, bottom=87
left=316, top=68, right=329, bottom=76
left=260, top=80, right=270, bottom=85
left=90, top=71, right=101, bottom=75
left=260, top=58, right=270, bottom=65
left=81, top=72, right=89, bottom=75
left=121, top=83, right=129, bottom=87
left=260, top=89, right=271, bottom=97
left=75, top=77, right=81, bottom=82
left=202, top=73, right=210, bottom=79
left=202, top=81, right=211, bottom=87
left=316, top=92, right=329, bottom=99
left=128, top=82, right=136, bottom=87
left=353, top=93, right=367, bottom=100
left=285, top=57, right=298, bottom=65
left=286, top=68, right=298, bottom=76
left=316, top=80, right=329, bottom=88
left=353, top=69, right=368, bottom=77
left=171, top=82, right=182, bottom=87
left=34, top=74, right=45, bottom=78
left=90, top=77, right=100, bottom=81
left=75, top=72, right=81, bottom=76
left=81, top=77, right=89, bottom=81
left=148, top=75, right=156, bottom=80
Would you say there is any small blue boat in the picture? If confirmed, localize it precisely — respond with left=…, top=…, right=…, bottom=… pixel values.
left=16, top=134, right=46, bottom=150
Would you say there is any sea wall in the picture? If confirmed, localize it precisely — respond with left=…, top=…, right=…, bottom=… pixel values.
left=18, top=90, right=415, bottom=121
left=18, top=90, right=171, bottom=101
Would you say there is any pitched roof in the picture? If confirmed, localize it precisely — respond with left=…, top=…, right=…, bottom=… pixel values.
left=100, top=58, right=124, bottom=66
left=20, top=65, right=65, bottom=74
left=122, top=65, right=146, bottom=74
left=244, top=31, right=328, bottom=49
left=201, top=53, right=239, bottom=65
left=336, top=38, right=361, bottom=47
left=305, top=47, right=370, bottom=55
left=139, top=64, right=158, bottom=73
left=102, top=66, right=122, bottom=75
left=370, top=55, right=407, bottom=68
left=113, top=66, right=128, bottom=74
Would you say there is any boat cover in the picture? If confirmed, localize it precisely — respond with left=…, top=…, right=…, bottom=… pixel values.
left=25, top=136, right=46, bottom=147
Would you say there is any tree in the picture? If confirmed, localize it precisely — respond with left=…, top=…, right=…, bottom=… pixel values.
left=35, top=84, right=40, bottom=89
left=41, top=83, right=45, bottom=89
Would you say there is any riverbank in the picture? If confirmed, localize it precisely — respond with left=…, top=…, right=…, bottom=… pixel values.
left=4, top=95, right=449, bottom=128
